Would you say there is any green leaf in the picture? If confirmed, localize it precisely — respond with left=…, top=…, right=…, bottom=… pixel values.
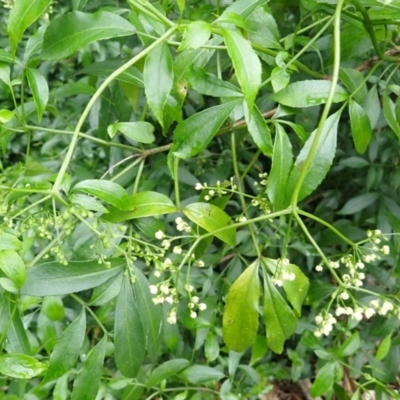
left=187, top=66, right=243, bottom=98
left=179, top=21, right=211, bottom=51
left=0, top=110, right=15, bottom=124
left=271, top=67, right=290, bottom=93
left=0, top=63, right=11, bottom=86
left=205, top=333, right=220, bottom=362
left=144, top=43, right=173, bottom=127
left=70, top=193, right=109, bottom=214
left=147, top=359, right=190, bottom=388
left=338, top=332, right=361, bottom=357
left=310, top=362, right=336, bottom=397
left=362, top=85, right=380, bottom=129
left=107, top=121, right=155, bottom=143
left=282, top=264, right=309, bottom=317
left=72, top=179, right=131, bottom=211
left=171, top=99, right=241, bottom=159
left=177, top=0, right=185, bottom=14
left=114, top=276, right=145, bottom=378
left=339, top=68, right=367, bottom=104
left=102, top=191, right=177, bottom=222
left=43, top=308, right=86, bottom=383
left=0, top=232, right=22, bottom=251
left=89, top=272, right=124, bottom=306
left=41, top=11, right=135, bottom=60
left=349, top=99, right=372, bottom=154
left=21, top=259, right=125, bottom=296
left=337, top=192, right=379, bottom=215
left=77, top=61, right=143, bottom=86
left=132, top=266, right=163, bottom=362
left=246, top=8, right=281, bottom=50
left=285, top=110, right=341, bottom=204
left=244, top=102, right=273, bottom=157
left=222, top=261, right=260, bottom=352
left=263, top=274, right=298, bottom=354
left=71, top=335, right=107, bottom=400
left=376, top=332, right=391, bottom=361
left=218, top=0, right=269, bottom=20
left=72, top=0, right=88, bottom=11
left=54, top=82, right=96, bottom=101
left=271, top=80, right=348, bottom=108
left=42, top=296, right=65, bottom=321
left=180, top=365, right=225, bottom=384
left=0, top=354, right=47, bottom=379
left=0, top=250, right=26, bottom=289
left=7, top=0, right=52, bottom=56
left=26, top=68, right=49, bottom=122
left=183, top=202, right=236, bottom=246
left=223, top=29, right=261, bottom=111
left=266, top=124, right=293, bottom=209
left=383, top=92, right=400, bottom=140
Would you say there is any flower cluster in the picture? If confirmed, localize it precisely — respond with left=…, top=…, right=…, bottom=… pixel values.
left=271, top=258, right=295, bottom=286
left=195, top=180, right=228, bottom=201
left=175, top=217, right=191, bottom=233
left=149, top=282, right=177, bottom=305
left=185, top=284, right=207, bottom=318
left=314, top=313, right=337, bottom=337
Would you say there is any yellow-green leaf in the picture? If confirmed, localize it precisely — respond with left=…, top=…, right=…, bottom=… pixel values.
left=223, top=261, right=260, bottom=352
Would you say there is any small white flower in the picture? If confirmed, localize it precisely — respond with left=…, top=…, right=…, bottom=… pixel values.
left=154, top=271, right=161, bottom=278
left=374, top=238, right=381, bottom=244
left=382, top=245, right=390, bottom=255
left=374, top=229, right=382, bottom=235
left=330, top=261, right=340, bottom=269
left=315, top=265, right=323, bottom=272
left=342, top=274, right=350, bottom=282
left=164, top=258, right=173, bottom=267
left=198, top=303, right=207, bottom=311
left=356, top=261, right=365, bottom=269
left=272, top=277, right=283, bottom=287
left=190, top=311, right=197, bottom=319
left=314, top=330, right=322, bottom=338
left=369, top=300, right=380, bottom=309
left=340, top=292, right=350, bottom=300
left=364, top=308, right=376, bottom=319
left=315, top=315, right=323, bottom=324
left=345, top=307, right=354, bottom=315
left=352, top=312, right=363, bottom=321
left=162, top=239, right=171, bottom=249
left=204, top=195, right=211, bottom=201
left=197, top=260, right=205, bottom=268
left=353, top=279, right=363, bottom=287
left=160, top=284, right=170, bottom=295
left=336, top=307, right=346, bottom=316
left=173, top=246, right=182, bottom=255
left=165, top=296, right=174, bottom=304
left=155, top=230, right=164, bottom=240
left=195, top=183, right=203, bottom=190
left=209, top=190, right=215, bottom=196
left=149, top=285, right=158, bottom=295
left=184, top=284, right=194, bottom=292
left=238, top=215, right=247, bottom=222
left=357, top=272, right=365, bottom=280
left=191, top=296, right=199, bottom=303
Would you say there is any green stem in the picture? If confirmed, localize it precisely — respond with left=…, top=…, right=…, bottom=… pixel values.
left=10, top=195, right=51, bottom=220
left=52, top=25, right=178, bottom=193
left=0, top=296, right=18, bottom=349
left=297, top=210, right=356, bottom=247
left=24, top=125, right=142, bottom=152
left=70, top=294, right=111, bottom=336
left=290, top=1, right=345, bottom=207
left=231, top=133, right=260, bottom=257
left=350, top=0, right=398, bottom=61
left=132, top=157, right=145, bottom=194
left=174, top=157, right=180, bottom=209
left=129, top=0, right=175, bottom=28
left=109, top=157, right=143, bottom=183
left=293, top=212, right=342, bottom=283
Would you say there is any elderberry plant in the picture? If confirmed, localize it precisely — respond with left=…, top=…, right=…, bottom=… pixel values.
left=0, top=0, right=400, bottom=399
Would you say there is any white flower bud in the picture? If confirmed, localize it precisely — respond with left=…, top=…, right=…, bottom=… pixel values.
left=149, top=285, right=158, bottom=295
left=155, top=230, right=164, bottom=240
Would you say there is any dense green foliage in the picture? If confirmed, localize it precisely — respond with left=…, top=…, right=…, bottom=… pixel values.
left=0, top=0, right=400, bottom=398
